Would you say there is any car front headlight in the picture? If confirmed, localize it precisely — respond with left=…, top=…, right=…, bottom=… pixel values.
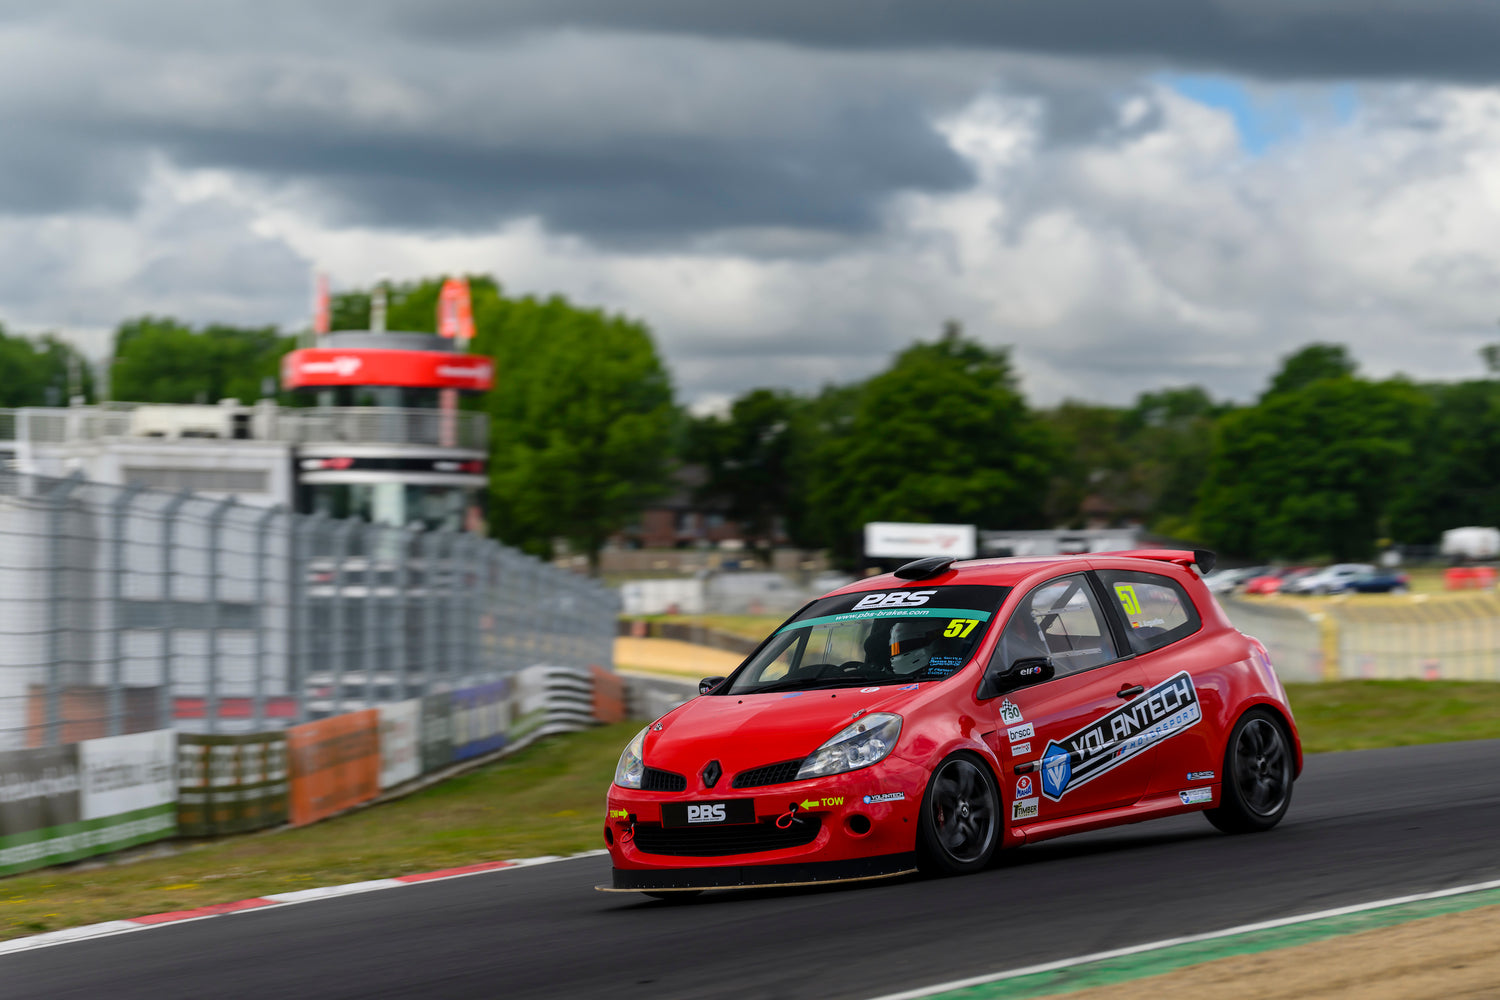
left=796, top=713, right=902, bottom=780
left=613, top=725, right=650, bottom=789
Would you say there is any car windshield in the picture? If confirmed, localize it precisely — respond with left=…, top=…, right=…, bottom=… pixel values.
left=723, top=584, right=1010, bottom=695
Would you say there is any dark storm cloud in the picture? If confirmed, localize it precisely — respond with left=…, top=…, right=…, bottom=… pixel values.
left=399, top=0, right=1500, bottom=83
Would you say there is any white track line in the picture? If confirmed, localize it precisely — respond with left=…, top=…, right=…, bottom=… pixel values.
left=0, top=849, right=609, bottom=959
left=868, top=875, right=1500, bottom=1000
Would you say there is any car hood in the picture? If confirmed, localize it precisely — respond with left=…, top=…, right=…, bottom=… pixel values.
left=641, top=686, right=921, bottom=787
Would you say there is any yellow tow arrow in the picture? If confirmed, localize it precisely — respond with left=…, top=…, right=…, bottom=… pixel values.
left=799, top=799, right=820, bottom=810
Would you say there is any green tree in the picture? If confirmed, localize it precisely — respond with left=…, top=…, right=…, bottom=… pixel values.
left=686, top=389, right=806, bottom=565
left=469, top=292, right=676, bottom=569
left=1196, top=376, right=1427, bottom=560
left=0, top=324, right=93, bottom=406
left=110, top=318, right=294, bottom=403
left=803, top=324, right=1056, bottom=565
left=1263, top=343, right=1357, bottom=400
left=1386, top=380, right=1500, bottom=544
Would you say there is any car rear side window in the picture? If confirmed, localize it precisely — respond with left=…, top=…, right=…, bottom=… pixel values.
left=1096, top=570, right=1201, bottom=654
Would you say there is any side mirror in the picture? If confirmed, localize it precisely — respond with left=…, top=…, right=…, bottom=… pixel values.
left=978, top=657, right=1054, bottom=700
left=699, top=676, right=727, bottom=696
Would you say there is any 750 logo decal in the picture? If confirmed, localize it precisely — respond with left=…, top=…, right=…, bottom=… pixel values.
left=1039, top=672, right=1202, bottom=802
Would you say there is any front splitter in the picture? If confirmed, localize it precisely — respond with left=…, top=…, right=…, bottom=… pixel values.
left=596, top=853, right=918, bottom=892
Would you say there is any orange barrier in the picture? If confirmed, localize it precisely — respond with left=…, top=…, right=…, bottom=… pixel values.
left=1445, top=566, right=1497, bottom=590
left=288, top=710, right=380, bottom=827
left=591, top=665, right=627, bottom=724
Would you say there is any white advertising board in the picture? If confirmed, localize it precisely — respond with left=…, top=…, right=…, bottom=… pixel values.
left=864, top=522, right=977, bottom=560
left=379, top=699, right=422, bottom=789
left=79, top=729, right=177, bottom=820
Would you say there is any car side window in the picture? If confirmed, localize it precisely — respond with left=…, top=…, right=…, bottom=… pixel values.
left=993, top=574, right=1118, bottom=679
left=1096, top=570, right=1201, bottom=654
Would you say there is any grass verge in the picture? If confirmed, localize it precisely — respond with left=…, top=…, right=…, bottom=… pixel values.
left=5, top=681, right=1500, bottom=940
left=0, top=721, right=638, bottom=942
left=1285, top=680, right=1500, bottom=753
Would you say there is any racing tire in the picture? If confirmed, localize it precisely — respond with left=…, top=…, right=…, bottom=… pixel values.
left=1205, top=709, right=1294, bottom=834
left=917, top=753, right=1000, bottom=876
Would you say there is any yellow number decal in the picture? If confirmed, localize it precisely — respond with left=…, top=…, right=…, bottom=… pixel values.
left=1114, top=584, right=1142, bottom=616
left=944, top=618, right=980, bottom=638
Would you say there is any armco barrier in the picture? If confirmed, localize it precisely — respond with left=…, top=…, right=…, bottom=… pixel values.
left=288, top=710, right=380, bottom=827
left=0, top=729, right=176, bottom=876
left=177, top=732, right=288, bottom=837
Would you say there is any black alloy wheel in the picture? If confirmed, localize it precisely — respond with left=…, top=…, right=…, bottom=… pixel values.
left=917, top=754, right=1000, bottom=876
left=1205, top=709, right=1294, bottom=834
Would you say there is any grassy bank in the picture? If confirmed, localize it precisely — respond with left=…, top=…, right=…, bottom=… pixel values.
left=5, top=681, right=1500, bottom=940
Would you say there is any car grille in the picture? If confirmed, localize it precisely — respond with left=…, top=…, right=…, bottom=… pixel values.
left=641, top=767, right=688, bottom=792
left=631, top=817, right=822, bottom=857
left=731, top=759, right=805, bottom=789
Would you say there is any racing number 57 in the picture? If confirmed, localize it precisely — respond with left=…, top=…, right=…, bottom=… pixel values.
left=944, top=619, right=979, bottom=638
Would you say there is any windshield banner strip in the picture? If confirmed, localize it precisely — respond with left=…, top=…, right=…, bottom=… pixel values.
left=777, top=608, right=993, bottom=634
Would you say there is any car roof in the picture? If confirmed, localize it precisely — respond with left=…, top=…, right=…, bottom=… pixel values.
left=824, top=549, right=1209, bottom=595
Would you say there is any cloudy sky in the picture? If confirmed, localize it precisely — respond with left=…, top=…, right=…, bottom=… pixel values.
left=4, top=1, right=1500, bottom=407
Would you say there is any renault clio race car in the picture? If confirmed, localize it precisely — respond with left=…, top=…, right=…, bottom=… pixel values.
left=600, top=550, right=1302, bottom=895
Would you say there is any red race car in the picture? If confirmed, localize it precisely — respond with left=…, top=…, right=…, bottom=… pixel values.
left=600, top=549, right=1301, bottom=896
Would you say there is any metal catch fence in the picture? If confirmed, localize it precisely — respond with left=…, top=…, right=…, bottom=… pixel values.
left=0, top=470, right=617, bottom=749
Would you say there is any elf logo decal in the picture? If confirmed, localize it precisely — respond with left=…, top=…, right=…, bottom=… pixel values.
left=1039, top=671, right=1202, bottom=802
left=999, top=699, right=1024, bottom=725
left=853, top=590, right=938, bottom=610
left=687, top=804, right=727, bottom=823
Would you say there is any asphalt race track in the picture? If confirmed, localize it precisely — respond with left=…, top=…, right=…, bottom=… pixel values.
left=7, top=739, right=1500, bottom=1000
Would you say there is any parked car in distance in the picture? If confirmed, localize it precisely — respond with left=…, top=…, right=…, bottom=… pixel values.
left=1243, top=567, right=1314, bottom=595
left=1284, top=563, right=1377, bottom=595
left=1345, top=571, right=1411, bottom=594
left=1205, top=566, right=1270, bottom=595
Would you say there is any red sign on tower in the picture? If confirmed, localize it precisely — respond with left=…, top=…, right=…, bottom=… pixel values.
left=437, top=278, right=474, bottom=341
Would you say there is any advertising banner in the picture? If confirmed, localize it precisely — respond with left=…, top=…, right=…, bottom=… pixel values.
left=378, top=700, right=422, bottom=789
left=178, top=733, right=288, bottom=837
left=863, top=521, right=977, bottom=560
left=420, top=693, right=454, bottom=775
left=0, top=730, right=177, bottom=877
left=281, top=348, right=494, bottom=391
left=590, top=666, right=626, bottom=725
left=288, top=710, right=379, bottom=827
left=452, top=681, right=511, bottom=762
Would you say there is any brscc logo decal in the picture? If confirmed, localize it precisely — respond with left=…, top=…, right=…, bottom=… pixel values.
left=1040, top=671, right=1202, bottom=802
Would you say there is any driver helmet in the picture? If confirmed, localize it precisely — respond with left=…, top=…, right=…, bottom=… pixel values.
left=889, top=620, right=942, bottom=674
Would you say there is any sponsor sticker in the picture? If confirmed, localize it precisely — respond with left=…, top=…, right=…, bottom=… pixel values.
left=1179, top=787, right=1213, bottom=805
left=1007, top=722, right=1035, bottom=743
left=1039, top=671, right=1203, bottom=802
left=781, top=692, right=803, bottom=699
left=1187, top=770, right=1215, bottom=781
left=860, top=687, right=880, bottom=693
left=897, top=683, right=919, bottom=691
left=1012, top=796, right=1039, bottom=821
left=1011, top=741, right=1031, bottom=756
left=999, top=699, right=1024, bottom=725
left=863, top=792, right=906, bottom=804
left=853, top=590, right=938, bottom=610
left=929, top=656, right=963, bottom=667
left=1015, top=774, right=1034, bottom=798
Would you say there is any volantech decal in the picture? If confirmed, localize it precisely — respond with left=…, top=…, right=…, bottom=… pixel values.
left=1040, top=671, right=1202, bottom=802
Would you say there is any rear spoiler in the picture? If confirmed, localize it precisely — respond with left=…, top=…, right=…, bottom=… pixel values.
left=1107, top=548, right=1217, bottom=575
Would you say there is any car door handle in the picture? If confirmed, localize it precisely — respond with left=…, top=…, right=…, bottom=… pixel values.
left=1117, top=684, right=1144, bottom=699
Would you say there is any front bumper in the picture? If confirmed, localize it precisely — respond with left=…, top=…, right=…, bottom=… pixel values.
left=602, top=755, right=928, bottom=889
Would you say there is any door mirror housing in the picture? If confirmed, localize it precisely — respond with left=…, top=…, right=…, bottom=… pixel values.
left=699, top=676, right=727, bottom=696
left=978, top=657, right=1054, bottom=700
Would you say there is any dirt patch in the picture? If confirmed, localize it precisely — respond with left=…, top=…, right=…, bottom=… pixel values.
left=614, top=636, right=745, bottom=677
left=1055, top=904, right=1500, bottom=1000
